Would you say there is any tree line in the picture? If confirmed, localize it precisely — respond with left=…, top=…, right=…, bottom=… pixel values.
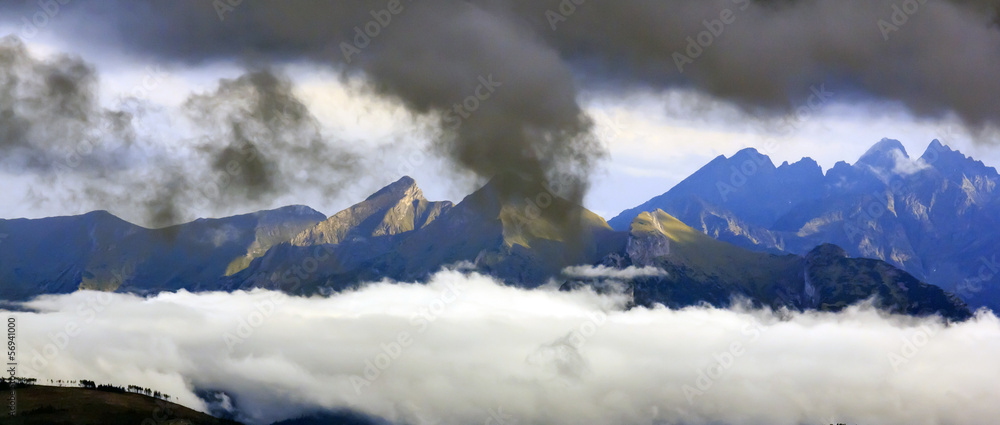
left=78, top=379, right=171, bottom=400
left=0, top=376, right=170, bottom=401
left=0, top=376, right=37, bottom=388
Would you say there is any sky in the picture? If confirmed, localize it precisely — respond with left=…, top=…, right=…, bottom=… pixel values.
left=0, top=1, right=999, bottom=224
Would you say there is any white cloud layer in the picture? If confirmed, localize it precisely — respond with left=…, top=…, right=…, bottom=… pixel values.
left=891, top=148, right=932, bottom=175
left=7, top=269, right=1000, bottom=425
left=562, top=265, right=668, bottom=279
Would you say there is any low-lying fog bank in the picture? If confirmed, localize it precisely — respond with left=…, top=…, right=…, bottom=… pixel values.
left=7, top=268, right=999, bottom=425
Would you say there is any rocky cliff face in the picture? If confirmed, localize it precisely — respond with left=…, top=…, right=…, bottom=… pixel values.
left=616, top=211, right=969, bottom=320
left=0, top=174, right=972, bottom=320
left=610, top=139, right=1000, bottom=311
left=290, top=176, right=452, bottom=247
left=0, top=205, right=325, bottom=299
left=625, top=212, right=672, bottom=267
left=229, top=173, right=617, bottom=292
left=227, top=196, right=969, bottom=320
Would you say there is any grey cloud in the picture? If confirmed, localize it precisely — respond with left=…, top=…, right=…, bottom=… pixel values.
left=0, top=34, right=357, bottom=226
left=8, top=0, right=998, bottom=210
left=4, top=0, right=1000, bottom=219
left=161, top=68, right=360, bottom=226
left=11, top=0, right=606, bottom=209
left=0, top=35, right=134, bottom=173
left=521, top=0, right=1000, bottom=131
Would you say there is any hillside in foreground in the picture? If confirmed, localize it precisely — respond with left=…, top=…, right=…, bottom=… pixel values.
left=0, top=384, right=242, bottom=425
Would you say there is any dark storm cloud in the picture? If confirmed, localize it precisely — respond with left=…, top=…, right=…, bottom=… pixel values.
left=137, top=67, right=359, bottom=227
left=0, top=33, right=355, bottom=226
left=46, top=0, right=605, bottom=206
left=517, top=0, right=1000, bottom=130
left=182, top=68, right=358, bottom=223
left=14, top=0, right=998, bottom=197
left=3, top=0, right=1000, bottom=222
left=0, top=35, right=134, bottom=173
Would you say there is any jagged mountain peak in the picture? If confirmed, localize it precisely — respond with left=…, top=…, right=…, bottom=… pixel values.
left=613, top=136, right=998, bottom=311
left=926, top=138, right=947, bottom=153
left=365, top=175, right=422, bottom=202
left=477, top=171, right=550, bottom=200
left=855, top=138, right=908, bottom=169
left=356, top=176, right=432, bottom=211
left=263, top=204, right=325, bottom=217
left=0, top=161, right=975, bottom=320
left=81, top=209, right=118, bottom=219
left=291, top=176, right=452, bottom=247
left=730, top=147, right=776, bottom=168
left=921, top=140, right=1000, bottom=179
left=920, top=139, right=961, bottom=167
left=806, top=243, right=849, bottom=260
left=458, top=171, right=585, bottom=218
left=864, top=138, right=908, bottom=158
left=779, top=156, right=820, bottom=169
left=608, top=147, right=823, bottom=230
left=460, top=171, right=611, bottom=248
left=627, top=209, right=770, bottom=275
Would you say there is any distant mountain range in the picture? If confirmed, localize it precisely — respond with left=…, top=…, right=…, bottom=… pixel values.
left=610, top=139, right=1000, bottom=312
left=0, top=205, right=324, bottom=299
left=1, top=144, right=981, bottom=320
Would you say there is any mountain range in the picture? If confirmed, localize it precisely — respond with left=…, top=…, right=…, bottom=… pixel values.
left=610, top=138, right=1000, bottom=311
left=2, top=139, right=988, bottom=320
